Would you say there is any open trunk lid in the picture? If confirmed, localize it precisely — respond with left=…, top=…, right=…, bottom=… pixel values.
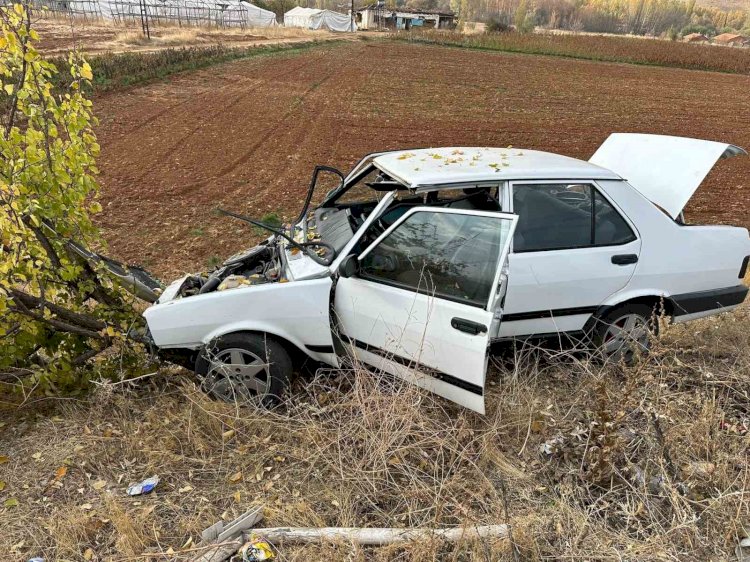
left=590, top=133, right=746, bottom=219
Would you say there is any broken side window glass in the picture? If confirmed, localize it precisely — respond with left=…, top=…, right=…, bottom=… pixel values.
left=360, top=211, right=512, bottom=307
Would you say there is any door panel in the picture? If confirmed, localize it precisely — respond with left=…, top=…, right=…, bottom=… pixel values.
left=501, top=181, right=641, bottom=337
left=500, top=244, right=640, bottom=336
left=332, top=207, right=517, bottom=414
left=334, top=278, right=493, bottom=412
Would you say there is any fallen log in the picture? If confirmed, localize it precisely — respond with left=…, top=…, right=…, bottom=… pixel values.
left=245, top=524, right=509, bottom=546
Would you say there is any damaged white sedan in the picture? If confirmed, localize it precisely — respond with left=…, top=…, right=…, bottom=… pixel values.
left=143, top=134, right=750, bottom=414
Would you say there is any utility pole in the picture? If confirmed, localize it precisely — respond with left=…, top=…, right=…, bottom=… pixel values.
left=351, top=0, right=354, bottom=31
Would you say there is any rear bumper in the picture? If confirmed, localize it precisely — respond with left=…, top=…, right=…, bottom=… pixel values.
left=670, top=284, right=748, bottom=321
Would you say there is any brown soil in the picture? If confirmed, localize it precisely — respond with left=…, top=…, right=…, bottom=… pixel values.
left=93, top=41, right=750, bottom=278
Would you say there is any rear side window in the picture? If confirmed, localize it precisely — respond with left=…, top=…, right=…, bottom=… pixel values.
left=360, top=210, right=514, bottom=307
left=593, top=190, right=637, bottom=245
left=512, top=183, right=635, bottom=252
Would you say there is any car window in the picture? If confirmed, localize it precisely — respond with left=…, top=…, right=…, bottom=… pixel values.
left=334, top=168, right=391, bottom=205
left=512, top=183, right=634, bottom=252
left=360, top=210, right=513, bottom=307
left=430, top=187, right=502, bottom=211
left=593, top=190, right=636, bottom=245
left=512, top=184, right=593, bottom=252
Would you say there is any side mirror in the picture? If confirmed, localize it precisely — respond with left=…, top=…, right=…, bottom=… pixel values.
left=338, top=254, right=359, bottom=278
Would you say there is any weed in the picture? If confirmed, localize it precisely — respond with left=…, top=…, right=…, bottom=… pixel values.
left=0, top=298, right=748, bottom=559
left=259, top=212, right=282, bottom=227
left=53, top=41, right=337, bottom=96
left=206, top=254, right=222, bottom=269
left=251, top=211, right=283, bottom=236
left=392, top=30, right=750, bottom=75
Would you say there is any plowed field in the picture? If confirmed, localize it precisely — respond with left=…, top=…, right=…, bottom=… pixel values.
left=94, top=41, right=750, bottom=277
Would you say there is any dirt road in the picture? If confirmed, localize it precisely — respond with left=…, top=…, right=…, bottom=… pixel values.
left=93, top=41, right=750, bottom=277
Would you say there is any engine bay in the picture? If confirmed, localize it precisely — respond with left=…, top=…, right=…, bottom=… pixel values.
left=173, top=243, right=283, bottom=299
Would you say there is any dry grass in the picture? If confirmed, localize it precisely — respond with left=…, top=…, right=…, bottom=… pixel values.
left=115, top=29, right=203, bottom=47
left=31, top=17, right=336, bottom=56
left=0, top=297, right=748, bottom=560
left=113, top=26, right=325, bottom=49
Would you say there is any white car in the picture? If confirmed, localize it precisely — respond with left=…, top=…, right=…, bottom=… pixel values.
left=143, top=134, right=750, bottom=414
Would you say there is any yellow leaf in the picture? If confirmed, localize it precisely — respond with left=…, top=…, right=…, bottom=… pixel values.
left=54, top=466, right=68, bottom=480
left=3, top=84, right=12, bottom=95
left=228, top=471, right=243, bottom=483
left=83, top=547, right=94, bottom=560
left=31, top=452, right=42, bottom=460
left=4, top=498, right=18, bottom=508
left=92, top=480, right=106, bottom=490
left=105, top=326, right=116, bottom=337
left=80, top=62, right=93, bottom=81
left=0, top=481, right=5, bottom=491
left=0, top=456, right=9, bottom=464
left=233, top=490, right=241, bottom=503
left=222, top=429, right=235, bottom=441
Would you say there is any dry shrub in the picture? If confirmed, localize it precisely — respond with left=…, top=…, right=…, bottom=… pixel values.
left=112, top=24, right=325, bottom=50
left=115, top=28, right=202, bottom=47
left=0, top=302, right=748, bottom=560
left=395, top=30, right=750, bottom=74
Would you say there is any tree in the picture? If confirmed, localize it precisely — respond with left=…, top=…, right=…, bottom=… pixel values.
left=513, top=0, right=530, bottom=30
left=0, top=3, right=146, bottom=391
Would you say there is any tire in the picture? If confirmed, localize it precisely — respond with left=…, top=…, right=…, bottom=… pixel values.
left=195, top=332, right=292, bottom=405
left=591, top=304, right=659, bottom=364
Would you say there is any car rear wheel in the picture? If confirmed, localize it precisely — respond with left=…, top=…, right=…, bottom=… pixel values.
left=196, top=333, right=292, bottom=405
left=592, top=304, right=658, bottom=364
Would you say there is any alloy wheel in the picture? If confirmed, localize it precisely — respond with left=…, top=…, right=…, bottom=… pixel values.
left=601, top=313, right=650, bottom=362
left=203, top=347, right=270, bottom=402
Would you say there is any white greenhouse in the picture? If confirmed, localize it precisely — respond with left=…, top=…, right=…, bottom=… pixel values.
left=283, top=6, right=355, bottom=32
left=35, top=0, right=278, bottom=28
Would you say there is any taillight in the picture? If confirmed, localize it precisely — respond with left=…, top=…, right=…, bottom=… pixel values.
left=740, top=256, right=749, bottom=279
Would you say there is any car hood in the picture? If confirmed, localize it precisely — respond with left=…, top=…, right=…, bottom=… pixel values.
left=590, top=133, right=746, bottom=219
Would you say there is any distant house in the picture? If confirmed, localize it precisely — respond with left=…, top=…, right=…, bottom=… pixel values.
left=713, top=33, right=749, bottom=46
left=683, top=33, right=708, bottom=43
left=356, top=3, right=456, bottom=31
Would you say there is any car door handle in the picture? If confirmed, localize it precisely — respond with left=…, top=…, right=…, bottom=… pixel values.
left=611, top=254, right=638, bottom=265
left=451, top=318, right=487, bottom=335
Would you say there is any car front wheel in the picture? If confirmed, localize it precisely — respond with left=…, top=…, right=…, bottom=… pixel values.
left=592, top=304, right=658, bottom=364
left=195, top=333, right=292, bottom=405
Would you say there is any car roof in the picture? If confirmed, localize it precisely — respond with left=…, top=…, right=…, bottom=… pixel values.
left=372, top=147, right=622, bottom=189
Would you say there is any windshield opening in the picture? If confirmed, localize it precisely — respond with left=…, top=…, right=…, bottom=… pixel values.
left=323, top=163, right=408, bottom=207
